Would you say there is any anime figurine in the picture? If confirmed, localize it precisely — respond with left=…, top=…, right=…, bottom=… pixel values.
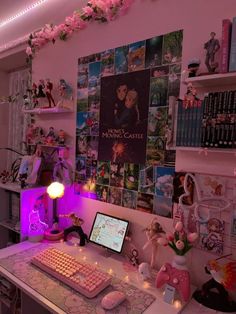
left=58, top=79, right=73, bottom=98
left=46, top=127, right=56, bottom=145
left=57, top=129, right=66, bottom=146
left=193, top=254, right=236, bottom=312
left=59, top=212, right=88, bottom=246
left=204, top=32, right=220, bottom=73
left=53, top=147, right=73, bottom=185
left=37, top=79, right=46, bottom=98
left=143, top=219, right=165, bottom=268
left=45, top=79, right=56, bottom=107
left=187, top=58, right=201, bottom=78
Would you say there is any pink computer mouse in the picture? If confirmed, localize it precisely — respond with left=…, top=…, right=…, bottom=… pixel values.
left=101, top=290, right=126, bottom=310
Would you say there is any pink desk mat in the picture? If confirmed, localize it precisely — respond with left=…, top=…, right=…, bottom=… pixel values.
left=0, top=244, right=156, bottom=314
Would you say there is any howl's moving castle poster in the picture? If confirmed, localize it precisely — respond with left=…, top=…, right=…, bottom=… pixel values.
left=76, top=30, right=183, bottom=216
left=98, top=70, right=150, bottom=164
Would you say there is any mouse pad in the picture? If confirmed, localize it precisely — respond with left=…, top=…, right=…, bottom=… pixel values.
left=0, top=244, right=156, bottom=314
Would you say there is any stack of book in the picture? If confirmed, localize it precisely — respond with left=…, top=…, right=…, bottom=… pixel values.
left=176, top=91, right=236, bottom=149
left=221, top=17, right=236, bottom=73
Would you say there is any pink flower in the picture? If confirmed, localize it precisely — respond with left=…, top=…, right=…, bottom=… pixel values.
left=175, top=240, right=185, bottom=250
left=26, top=46, right=32, bottom=56
left=175, top=221, right=183, bottom=232
left=157, top=237, right=168, bottom=246
left=187, top=232, right=198, bottom=243
left=166, top=232, right=174, bottom=241
left=82, top=6, right=94, bottom=16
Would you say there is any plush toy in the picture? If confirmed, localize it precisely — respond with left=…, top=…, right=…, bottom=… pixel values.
left=143, top=218, right=165, bottom=268
left=138, top=262, right=151, bottom=281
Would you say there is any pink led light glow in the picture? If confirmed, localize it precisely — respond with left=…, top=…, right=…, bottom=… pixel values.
left=0, top=0, right=49, bottom=28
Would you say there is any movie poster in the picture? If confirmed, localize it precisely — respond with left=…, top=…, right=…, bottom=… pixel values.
left=98, top=70, right=150, bottom=164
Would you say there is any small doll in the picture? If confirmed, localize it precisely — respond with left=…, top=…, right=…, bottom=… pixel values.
left=45, top=79, right=56, bottom=107
left=143, top=219, right=165, bottom=268
left=46, top=126, right=56, bottom=145
left=59, top=212, right=88, bottom=246
left=57, top=129, right=66, bottom=146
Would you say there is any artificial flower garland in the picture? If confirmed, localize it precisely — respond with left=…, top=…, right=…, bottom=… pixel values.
left=26, top=0, right=134, bottom=61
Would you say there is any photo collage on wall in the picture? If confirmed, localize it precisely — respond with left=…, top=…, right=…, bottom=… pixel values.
left=75, top=30, right=183, bottom=216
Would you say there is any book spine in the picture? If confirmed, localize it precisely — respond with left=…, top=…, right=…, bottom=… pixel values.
left=219, top=91, right=228, bottom=148
left=229, top=17, right=236, bottom=72
left=233, top=91, right=236, bottom=148
left=201, top=95, right=209, bottom=147
left=176, top=100, right=183, bottom=146
left=205, top=93, right=214, bottom=147
left=196, top=100, right=203, bottom=147
left=191, top=100, right=198, bottom=146
left=221, top=19, right=232, bottom=73
left=209, top=92, right=219, bottom=147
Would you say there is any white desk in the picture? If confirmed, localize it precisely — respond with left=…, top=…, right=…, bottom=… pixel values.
left=0, top=241, right=230, bottom=314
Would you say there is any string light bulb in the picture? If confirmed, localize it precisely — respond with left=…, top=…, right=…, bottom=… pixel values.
left=0, top=0, right=48, bottom=28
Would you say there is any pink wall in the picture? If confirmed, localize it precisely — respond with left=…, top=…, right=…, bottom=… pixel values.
left=32, top=0, right=236, bottom=289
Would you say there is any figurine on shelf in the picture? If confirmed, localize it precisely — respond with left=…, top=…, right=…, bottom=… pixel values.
left=59, top=212, right=88, bottom=246
left=53, top=147, right=73, bottom=185
left=32, top=83, right=39, bottom=108
left=187, top=58, right=201, bottom=78
left=204, top=32, right=220, bottom=73
left=46, top=127, right=56, bottom=145
left=57, top=79, right=73, bottom=108
left=37, top=79, right=46, bottom=98
left=45, top=79, right=56, bottom=108
left=183, top=82, right=199, bottom=108
left=57, top=129, right=66, bottom=146
left=193, top=254, right=236, bottom=312
left=143, top=218, right=165, bottom=268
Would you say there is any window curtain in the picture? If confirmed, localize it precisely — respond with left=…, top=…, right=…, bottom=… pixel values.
left=7, top=68, right=31, bottom=169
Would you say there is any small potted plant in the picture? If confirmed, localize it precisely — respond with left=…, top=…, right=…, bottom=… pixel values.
left=158, top=221, right=198, bottom=270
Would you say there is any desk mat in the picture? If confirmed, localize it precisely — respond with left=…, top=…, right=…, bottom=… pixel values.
left=0, top=244, right=155, bottom=314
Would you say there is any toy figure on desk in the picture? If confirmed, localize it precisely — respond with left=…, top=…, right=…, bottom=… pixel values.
left=193, top=254, right=236, bottom=312
left=204, top=32, right=220, bottom=73
left=59, top=213, right=88, bottom=246
left=143, top=219, right=165, bottom=268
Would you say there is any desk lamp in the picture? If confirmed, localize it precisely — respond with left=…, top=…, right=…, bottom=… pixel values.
left=45, top=181, right=65, bottom=240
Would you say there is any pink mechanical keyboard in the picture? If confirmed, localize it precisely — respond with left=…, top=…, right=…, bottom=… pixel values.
left=31, top=248, right=112, bottom=298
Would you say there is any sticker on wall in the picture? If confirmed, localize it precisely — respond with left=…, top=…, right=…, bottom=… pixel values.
left=115, top=45, right=129, bottom=74
left=77, top=88, right=88, bottom=111
left=128, top=41, right=146, bottom=72
left=199, top=218, right=225, bottom=255
left=101, top=49, right=115, bottom=77
left=162, top=30, right=183, bottom=64
left=76, top=112, right=89, bottom=135
left=78, top=63, right=88, bottom=89
left=122, top=189, right=137, bottom=209
left=124, top=163, right=139, bottom=191
left=95, top=184, right=108, bottom=202
left=75, top=156, right=86, bottom=181
left=96, top=161, right=110, bottom=185
left=108, top=187, right=122, bottom=206
left=153, top=195, right=172, bottom=218
left=145, top=35, right=163, bottom=68
left=137, top=192, right=153, bottom=213
left=98, top=70, right=150, bottom=164
left=151, top=65, right=169, bottom=77
left=150, top=77, right=168, bottom=107
left=155, top=166, right=175, bottom=198
left=146, top=136, right=165, bottom=165
left=139, top=165, right=154, bottom=194
left=110, top=162, right=125, bottom=188
left=148, top=107, right=168, bottom=137
left=195, top=174, right=226, bottom=198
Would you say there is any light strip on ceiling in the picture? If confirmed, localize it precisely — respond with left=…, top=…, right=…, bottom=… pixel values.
left=0, top=0, right=48, bottom=28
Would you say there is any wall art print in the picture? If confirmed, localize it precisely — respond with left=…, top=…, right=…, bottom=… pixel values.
left=75, top=29, right=183, bottom=215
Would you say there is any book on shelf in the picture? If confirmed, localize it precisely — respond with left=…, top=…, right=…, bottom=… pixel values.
left=220, top=19, right=232, bottom=73
left=229, top=16, right=236, bottom=72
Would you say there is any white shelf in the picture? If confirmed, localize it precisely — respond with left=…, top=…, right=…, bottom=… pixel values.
left=0, top=182, right=21, bottom=193
left=28, top=143, right=70, bottom=149
left=185, top=72, right=236, bottom=87
left=23, top=107, right=73, bottom=114
left=0, top=219, right=20, bottom=234
left=174, top=146, right=236, bottom=154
